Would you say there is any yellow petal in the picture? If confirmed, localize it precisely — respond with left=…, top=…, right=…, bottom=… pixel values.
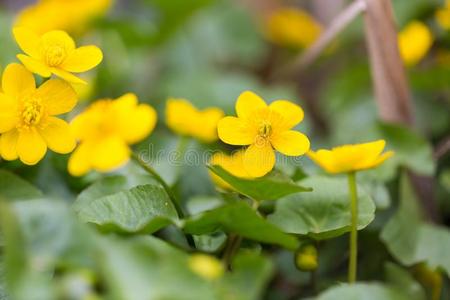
left=0, top=93, right=19, bottom=133
left=38, top=117, right=76, bottom=154
left=217, top=116, right=255, bottom=146
left=112, top=93, right=157, bottom=144
left=17, top=128, right=47, bottom=165
left=40, top=30, right=76, bottom=52
left=352, top=139, right=386, bottom=169
left=17, top=54, right=52, bottom=77
left=269, top=100, right=304, bottom=130
left=13, top=27, right=41, bottom=58
left=68, top=142, right=92, bottom=177
left=91, top=136, right=130, bottom=172
left=307, top=150, right=337, bottom=173
left=271, top=130, right=310, bottom=156
left=165, top=98, right=197, bottom=136
left=0, top=129, right=19, bottom=161
left=61, top=45, right=103, bottom=72
left=236, top=91, right=267, bottom=119
left=243, top=142, right=275, bottom=177
left=194, top=107, right=224, bottom=143
left=50, top=68, right=87, bottom=84
left=122, top=104, right=157, bottom=144
left=37, top=79, right=77, bottom=115
left=370, top=151, right=395, bottom=168
left=2, top=63, right=36, bottom=98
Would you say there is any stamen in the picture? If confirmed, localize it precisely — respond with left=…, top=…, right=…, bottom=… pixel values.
left=44, top=45, right=67, bottom=67
left=258, top=123, right=272, bottom=138
left=21, top=97, right=43, bottom=127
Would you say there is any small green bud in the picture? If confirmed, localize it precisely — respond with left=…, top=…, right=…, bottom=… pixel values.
left=295, top=244, right=318, bottom=271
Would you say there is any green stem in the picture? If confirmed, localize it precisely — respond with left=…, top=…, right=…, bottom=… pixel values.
left=347, top=171, right=358, bottom=283
left=131, top=152, right=195, bottom=248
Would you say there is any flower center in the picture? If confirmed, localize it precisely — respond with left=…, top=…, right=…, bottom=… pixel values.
left=44, top=45, right=67, bottom=67
left=21, top=97, right=43, bottom=127
left=258, top=123, right=272, bottom=138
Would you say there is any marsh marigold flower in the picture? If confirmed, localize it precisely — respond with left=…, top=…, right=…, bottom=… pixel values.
left=436, top=0, right=450, bottom=30
left=266, top=7, right=322, bottom=49
left=307, top=140, right=394, bottom=174
left=13, top=27, right=103, bottom=84
left=166, top=98, right=224, bottom=143
left=209, top=150, right=251, bottom=189
left=188, top=254, right=224, bottom=281
left=217, top=91, right=310, bottom=177
left=398, top=21, right=433, bottom=66
left=68, top=93, right=157, bottom=176
left=0, top=63, right=77, bottom=165
left=15, top=0, right=112, bottom=35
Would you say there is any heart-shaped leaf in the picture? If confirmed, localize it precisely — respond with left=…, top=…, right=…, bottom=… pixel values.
left=183, top=201, right=298, bottom=250
left=268, top=176, right=375, bottom=240
left=75, top=184, right=179, bottom=233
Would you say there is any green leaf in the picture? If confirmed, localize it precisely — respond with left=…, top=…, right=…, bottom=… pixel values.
left=381, top=173, right=450, bottom=276
left=268, top=176, right=376, bottom=240
left=384, top=263, right=426, bottom=300
left=73, top=175, right=156, bottom=212
left=222, top=252, right=274, bottom=300
left=0, top=170, right=42, bottom=201
left=375, top=122, right=435, bottom=177
left=208, top=165, right=312, bottom=201
left=75, top=184, right=179, bottom=233
left=316, top=283, right=415, bottom=300
left=183, top=202, right=299, bottom=250
left=98, top=235, right=217, bottom=300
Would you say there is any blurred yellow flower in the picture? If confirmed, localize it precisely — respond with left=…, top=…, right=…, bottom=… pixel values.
left=209, top=150, right=252, bottom=189
left=266, top=7, right=322, bottom=49
left=68, top=93, right=157, bottom=176
left=218, top=91, right=310, bottom=177
left=0, top=63, right=77, bottom=165
left=14, top=27, right=103, bottom=84
left=15, top=0, right=112, bottom=35
left=295, top=244, right=318, bottom=272
left=307, top=140, right=394, bottom=174
left=436, top=0, right=450, bottom=30
left=166, top=98, right=224, bottom=143
left=188, top=254, right=224, bottom=281
left=398, top=21, right=433, bottom=66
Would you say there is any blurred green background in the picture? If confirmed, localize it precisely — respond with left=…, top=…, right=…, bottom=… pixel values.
left=0, top=0, right=449, bottom=299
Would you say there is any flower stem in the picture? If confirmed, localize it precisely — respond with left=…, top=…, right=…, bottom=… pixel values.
left=131, top=152, right=196, bottom=248
left=347, top=171, right=358, bottom=283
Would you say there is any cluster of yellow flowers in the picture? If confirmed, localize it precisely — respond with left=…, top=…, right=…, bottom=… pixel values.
left=0, top=27, right=103, bottom=166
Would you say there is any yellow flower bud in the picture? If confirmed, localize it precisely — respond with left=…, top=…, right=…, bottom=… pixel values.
left=188, top=254, right=224, bottom=281
left=295, top=244, right=318, bottom=272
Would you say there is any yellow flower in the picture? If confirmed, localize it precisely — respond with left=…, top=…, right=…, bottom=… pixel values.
left=307, top=140, right=394, bottom=174
left=166, top=98, right=224, bottom=143
left=217, top=91, right=310, bottom=177
left=188, top=254, right=224, bottom=281
left=265, top=7, right=322, bottom=49
left=15, top=0, right=112, bottom=35
left=209, top=150, right=252, bottom=189
left=13, top=27, right=103, bottom=84
left=398, top=21, right=433, bottom=66
left=0, top=63, right=77, bottom=165
left=68, top=93, right=157, bottom=176
left=436, top=0, right=450, bottom=30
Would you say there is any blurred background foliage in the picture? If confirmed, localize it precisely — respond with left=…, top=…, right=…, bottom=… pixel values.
left=0, top=0, right=449, bottom=299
